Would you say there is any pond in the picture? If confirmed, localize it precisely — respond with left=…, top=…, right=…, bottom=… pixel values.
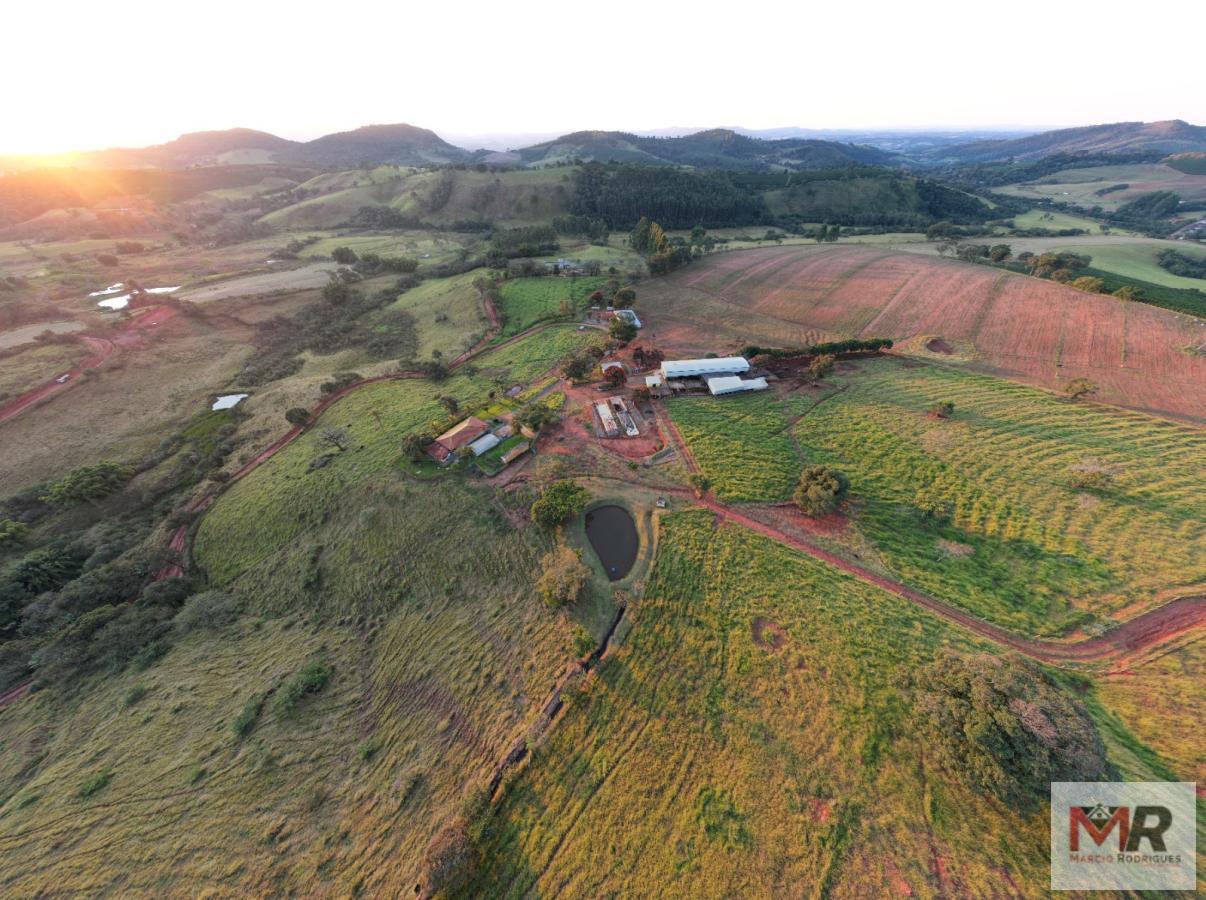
left=584, top=505, right=638, bottom=581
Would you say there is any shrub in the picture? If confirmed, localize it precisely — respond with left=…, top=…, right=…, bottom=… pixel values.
left=331, top=246, right=358, bottom=265
left=688, top=473, right=711, bottom=497
left=928, top=400, right=955, bottom=418
left=1069, top=469, right=1112, bottom=492
left=175, top=590, right=244, bottom=633
left=273, top=660, right=333, bottom=717
left=42, top=462, right=134, bottom=505
left=536, top=545, right=590, bottom=608
left=905, top=654, right=1113, bottom=810
left=613, top=287, right=636, bottom=307
left=232, top=695, right=262, bottom=737
left=123, top=685, right=148, bottom=707
left=285, top=407, right=311, bottom=426
left=78, top=770, right=113, bottom=799
left=0, top=519, right=29, bottom=546
left=421, top=818, right=479, bottom=897
left=1064, top=377, right=1098, bottom=401
left=807, top=353, right=835, bottom=381
left=792, top=465, right=849, bottom=516
left=570, top=624, right=595, bottom=657
left=530, top=481, right=589, bottom=529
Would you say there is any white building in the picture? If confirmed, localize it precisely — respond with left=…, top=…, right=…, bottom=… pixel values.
left=614, top=309, right=642, bottom=328
left=707, top=376, right=769, bottom=396
left=468, top=432, right=502, bottom=456
left=660, top=357, right=750, bottom=380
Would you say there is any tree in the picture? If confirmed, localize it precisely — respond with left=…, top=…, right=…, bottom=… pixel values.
left=1064, top=378, right=1098, bottom=401
left=0, top=519, right=29, bottom=546
left=928, top=400, right=955, bottom=419
left=688, top=472, right=711, bottom=497
left=285, top=407, right=311, bottom=427
left=609, top=318, right=637, bottom=343
left=43, top=462, right=134, bottom=505
left=515, top=401, right=559, bottom=433
left=530, top=480, right=590, bottom=529
left=807, top=354, right=835, bottom=381
left=561, top=350, right=596, bottom=382
left=603, top=366, right=626, bottom=388
left=814, top=224, right=829, bottom=243
left=1068, top=276, right=1105, bottom=293
left=535, top=545, right=590, bottom=608
left=322, top=278, right=354, bottom=306
left=914, top=489, right=952, bottom=521
left=1112, top=285, right=1139, bottom=301
left=988, top=244, right=1012, bottom=262
left=331, top=246, right=358, bottom=265
left=792, top=465, right=848, bottom=516
left=401, top=432, right=431, bottom=463
left=631, top=386, right=652, bottom=404
left=906, top=654, right=1113, bottom=810
left=437, top=395, right=459, bottom=415
left=319, top=427, right=351, bottom=452
left=613, top=287, right=636, bottom=308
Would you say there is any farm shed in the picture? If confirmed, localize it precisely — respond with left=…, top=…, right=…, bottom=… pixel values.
left=468, top=432, right=502, bottom=456
left=661, top=357, right=750, bottom=380
left=707, top=376, right=769, bottom=396
left=601, top=360, right=625, bottom=373
left=595, top=402, right=620, bottom=437
left=434, top=416, right=490, bottom=453
left=499, top=440, right=531, bottom=465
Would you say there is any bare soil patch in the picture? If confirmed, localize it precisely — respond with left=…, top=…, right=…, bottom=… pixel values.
left=925, top=337, right=954, bottom=354
left=751, top=616, right=788, bottom=651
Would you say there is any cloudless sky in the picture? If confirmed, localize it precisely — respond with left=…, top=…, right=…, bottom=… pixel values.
left=4, top=0, right=1200, bottom=154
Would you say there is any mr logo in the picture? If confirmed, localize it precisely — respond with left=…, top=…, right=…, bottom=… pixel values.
left=1069, top=804, right=1172, bottom=852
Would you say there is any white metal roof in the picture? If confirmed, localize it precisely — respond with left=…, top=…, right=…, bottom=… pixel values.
left=468, top=432, right=502, bottom=456
left=707, top=376, right=768, bottom=396
left=645, top=374, right=663, bottom=387
left=661, top=357, right=750, bottom=379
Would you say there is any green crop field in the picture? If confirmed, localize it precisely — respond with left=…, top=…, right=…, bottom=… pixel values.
left=791, top=358, right=1206, bottom=637
left=665, top=358, right=1205, bottom=638
left=1007, top=209, right=1112, bottom=234
left=496, top=276, right=606, bottom=336
left=195, top=326, right=602, bottom=585
left=668, top=392, right=800, bottom=502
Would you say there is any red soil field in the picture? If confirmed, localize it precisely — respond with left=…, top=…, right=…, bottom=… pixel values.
left=641, top=245, right=1206, bottom=422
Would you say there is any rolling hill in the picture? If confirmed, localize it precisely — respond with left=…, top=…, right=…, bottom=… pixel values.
left=934, top=120, right=1206, bottom=164
left=513, top=128, right=897, bottom=170
left=639, top=243, right=1206, bottom=422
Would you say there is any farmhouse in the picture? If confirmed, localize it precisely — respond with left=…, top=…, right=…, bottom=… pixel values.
left=660, top=356, right=750, bottom=381
left=707, top=375, right=769, bottom=396
left=427, top=416, right=490, bottom=463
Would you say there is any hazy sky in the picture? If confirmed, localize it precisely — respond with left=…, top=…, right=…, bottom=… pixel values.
left=5, top=0, right=1200, bottom=154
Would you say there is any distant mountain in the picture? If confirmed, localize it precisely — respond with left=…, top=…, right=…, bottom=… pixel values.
left=295, top=123, right=468, bottom=167
left=936, top=120, right=1206, bottom=164
left=511, top=129, right=896, bottom=170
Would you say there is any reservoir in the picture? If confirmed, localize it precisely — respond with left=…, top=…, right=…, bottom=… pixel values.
left=584, top=505, right=638, bottom=581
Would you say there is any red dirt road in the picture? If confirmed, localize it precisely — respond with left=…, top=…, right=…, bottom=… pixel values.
left=655, top=414, right=1204, bottom=666
left=0, top=305, right=179, bottom=426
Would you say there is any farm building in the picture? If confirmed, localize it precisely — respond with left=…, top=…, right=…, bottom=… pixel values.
left=499, top=440, right=531, bottom=466
left=601, top=360, right=625, bottom=374
left=595, top=401, right=620, bottom=437
left=707, top=376, right=769, bottom=396
left=468, top=432, right=501, bottom=456
left=614, top=309, right=642, bottom=328
left=426, top=416, right=490, bottom=463
left=661, top=357, right=750, bottom=381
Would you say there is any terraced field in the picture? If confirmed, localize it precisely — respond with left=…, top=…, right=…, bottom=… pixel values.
left=667, top=392, right=799, bottom=501
left=641, top=244, right=1206, bottom=422
left=665, top=357, right=1205, bottom=638
left=793, top=357, right=1205, bottom=636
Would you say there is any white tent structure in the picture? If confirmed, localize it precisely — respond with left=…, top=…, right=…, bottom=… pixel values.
left=468, top=432, right=501, bottom=456
left=707, top=376, right=769, bottom=396
left=660, top=357, right=750, bottom=380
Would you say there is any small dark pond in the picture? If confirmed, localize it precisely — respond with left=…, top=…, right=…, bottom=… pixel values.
left=584, top=505, right=638, bottom=581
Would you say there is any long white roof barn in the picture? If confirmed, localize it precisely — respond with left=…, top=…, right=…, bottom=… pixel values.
left=660, top=357, right=750, bottom=379
left=707, top=376, right=769, bottom=396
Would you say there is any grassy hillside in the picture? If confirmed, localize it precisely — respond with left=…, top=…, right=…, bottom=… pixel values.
left=994, top=162, right=1206, bottom=212
left=496, top=276, right=606, bottom=337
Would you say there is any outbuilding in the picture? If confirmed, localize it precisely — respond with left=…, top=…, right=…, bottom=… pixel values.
left=707, top=376, right=769, bottom=396
left=468, top=432, right=502, bottom=456
left=660, top=357, right=750, bottom=381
